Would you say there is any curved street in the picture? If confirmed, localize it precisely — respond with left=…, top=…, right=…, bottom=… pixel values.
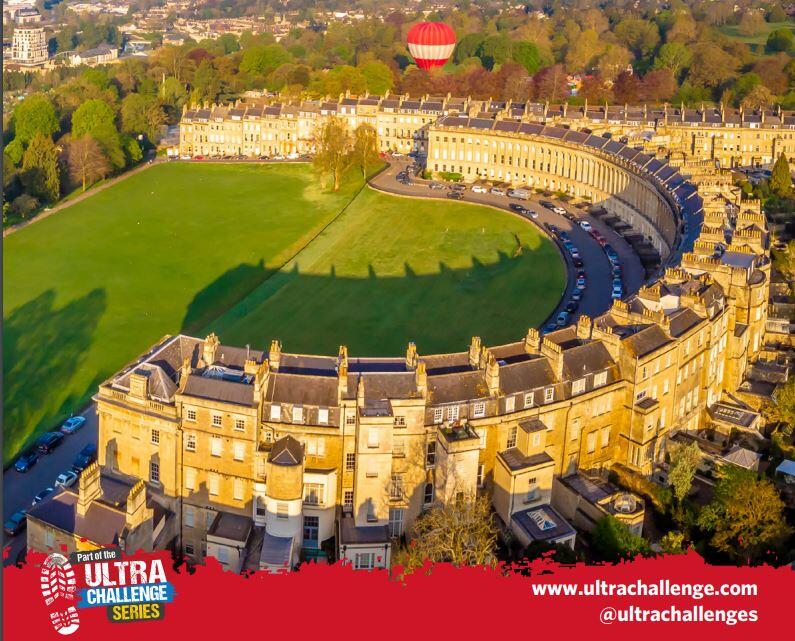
left=369, top=159, right=647, bottom=328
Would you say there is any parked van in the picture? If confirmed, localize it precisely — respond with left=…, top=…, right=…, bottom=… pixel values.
left=507, top=188, right=530, bottom=200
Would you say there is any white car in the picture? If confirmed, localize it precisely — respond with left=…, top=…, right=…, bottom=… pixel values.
left=553, top=206, right=567, bottom=216
left=471, top=185, right=488, bottom=193
left=490, top=187, right=506, bottom=196
left=54, top=471, right=78, bottom=489
left=579, top=221, right=593, bottom=232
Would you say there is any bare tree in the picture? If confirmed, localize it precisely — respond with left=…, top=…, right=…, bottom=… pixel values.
left=312, top=116, right=352, bottom=191
left=66, top=135, right=111, bottom=192
left=393, top=493, right=497, bottom=574
left=351, top=123, right=379, bottom=181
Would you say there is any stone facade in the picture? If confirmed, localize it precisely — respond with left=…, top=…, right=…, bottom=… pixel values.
left=179, top=95, right=795, bottom=170
left=89, top=97, right=776, bottom=571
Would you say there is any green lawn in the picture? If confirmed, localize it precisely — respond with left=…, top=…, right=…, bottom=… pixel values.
left=2, top=162, right=361, bottom=463
left=2, top=163, right=565, bottom=463
left=210, top=187, right=566, bottom=356
left=719, top=21, right=795, bottom=47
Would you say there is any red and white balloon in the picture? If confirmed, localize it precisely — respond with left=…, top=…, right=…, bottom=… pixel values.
left=406, top=22, right=456, bottom=72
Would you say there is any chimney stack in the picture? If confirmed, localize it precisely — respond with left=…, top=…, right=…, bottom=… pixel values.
left=77, top=462, right=102, bottom=517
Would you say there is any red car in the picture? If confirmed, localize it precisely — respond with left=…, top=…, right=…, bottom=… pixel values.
left=193, top=155, right=204, bottom=160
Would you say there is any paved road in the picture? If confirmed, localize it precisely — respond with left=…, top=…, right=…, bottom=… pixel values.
left=2, top=405, right=98, bottom=565
left=370, top=160, right=646, bottom=326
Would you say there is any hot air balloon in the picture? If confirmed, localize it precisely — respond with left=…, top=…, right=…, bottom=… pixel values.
left=407, top=22, right=456, bottom=72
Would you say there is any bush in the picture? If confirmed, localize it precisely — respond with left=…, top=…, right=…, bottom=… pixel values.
left=10, top=193, right=39, bottom=219
left=438, top=171, right=463, bottom=182
left=591, top=515, right=652, bottom=562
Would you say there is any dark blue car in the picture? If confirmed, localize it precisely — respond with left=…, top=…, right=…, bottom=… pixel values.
left=14, top=450, right=38, bottom=473
left=72, top=443, right=98, bottom=472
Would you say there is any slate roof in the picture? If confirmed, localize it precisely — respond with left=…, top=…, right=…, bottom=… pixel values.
left=427, top=370, right=488, bottom=404
left=499, top=448, right=554, bottom=471
left=562, top=342, right=614, bottom=380
left=266, top=373, right=338, bottom=407
left=268, top=435, right=304, bottom=466
left=339, top=517, right=389, bottom=545
left=182, top=374, right=254, bottom=406
left=208, top=512, right=252, bottom=543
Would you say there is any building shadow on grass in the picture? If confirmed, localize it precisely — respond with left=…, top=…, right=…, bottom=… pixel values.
left=3, top=288, right=107, bottom=461
left=180, top=259, right=273, bottom=334
left=185, top=243, right=565, bottom=357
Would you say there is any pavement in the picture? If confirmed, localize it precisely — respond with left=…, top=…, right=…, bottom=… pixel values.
left=2, top=405, right=98, bottom=565
left=369, top=159, right=646, bottom=326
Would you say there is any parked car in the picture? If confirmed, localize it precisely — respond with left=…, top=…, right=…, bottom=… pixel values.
left=576, top=276, right=587, bottom=288
left=60, top=416, right=86, bottom=434
left=559, top=231, right=569, bottom=241
left=193, top=155, right=204, bottom=160
left=540, top=200, right=556, bottom=210
left=553, top=206, right=567, bottom=216
left=507, top=188, right=530, bottom=200
left=556, top=311, right=571, bottom=326
left=579, top=221, right=593, bottom=232
left=471, top=184, right=488, bottom=193
left=572, top=258, right=584, bottom=268
left=527, top=210, right=539, bottom=219
left=55, top=471, right=79, bottom=489
left=569, top=248, right=581, bottom=259
left=571, top=287, right=585, bottom=301
left=36, top=432, right=64, bottom=455
left=489, top=187, right=506, bottom=196
left=73, top=443, right=98, bottom=472
left=565, top=301, right=579, bottom=314
left=3, top=511, right=26, bottom=537
left=611, top=285, right=623, bottom=300
left=14, top=449, right=38, bottom=473
left=545, top=224, right=559, bottom=236
left=509, top=203, right=526, bottom=213
left=543, top=323, right=558, bottom=334
left=428, top=182, right=445, bottom=190
left=446, top=190, right=464, bottom=200
left=32, top=487, right=55, bottom=506
left=450, top=183, right=466, bottom=192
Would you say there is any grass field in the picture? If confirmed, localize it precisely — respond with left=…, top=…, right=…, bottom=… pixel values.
left=2, top=162, right=361, bottom=463
left=2, top=163, right=565, bottom=463
left=211, top=187, right=565, bottom=355
left=718, top=21, right=795, bottom=47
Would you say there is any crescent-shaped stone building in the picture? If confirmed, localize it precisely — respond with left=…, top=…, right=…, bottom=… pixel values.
left=29, top=94, right=779, bottom=572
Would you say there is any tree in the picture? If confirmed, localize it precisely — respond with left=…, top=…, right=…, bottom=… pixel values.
left=13, top=94, right=59, bottom=146
left=653, top=42, right=693, bottom=78
left=592, top=515, right=651, bottom=562
left=4, top=139, right=25, bottom=166
left=454, top=33, right=485, bottom=65
left=65, top=135, right=111, bottom=191
left=533, top=64, right=568, bottom=102
left=359, top=61, right=393, bottom=95
left=565, top=28, right=603, bottom=72
left=659, top=531, right=686, bottom=555
left=687, top=43, right=738, bottom=88
left=770, top=153, right=792, bottom=197
left=739, top=11, right=766, bottom=37
left=239, top=44, right=292, bottom=76
left=21, top=132, right=60, bottom=203
left=767, top=28, right=794, bottom=53
left=520, top=540, right=578, bottom=565
left=393, top=494, right=497, bottom=573
left=615, top=18, right=660, bottom=58
left=351, top=123, right=378, bottom=181
left=667, top=441, right=701, bottom=514
left=120, top=94, right=166, bottom=141
left=771, top=375, right=795, bottom=428
left=72, top=99, right=125, bottom=169
left=511, top=41, right=546, bottom=75
left=698, top=467, right=791, bottom=564
left=312, top=117, right=351, bottom=192
left=478, top=35, right=512, bottom=70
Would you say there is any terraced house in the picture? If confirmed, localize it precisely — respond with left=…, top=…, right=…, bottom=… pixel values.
left=25, top=93, right=781, bottom=572
left=179, top=94, right=795, bottom=170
